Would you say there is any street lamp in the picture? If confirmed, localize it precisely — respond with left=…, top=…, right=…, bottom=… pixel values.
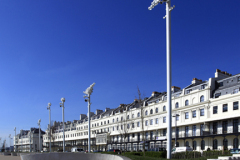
left=14, top=127, right=16, bottom=152
left=83, top=83, right=96, bottom=153
left=60, top=98, right=65, bottom=152
left=9, top=134, right=11, bottom=150
left=148, top=0, right=175, bottom=159
left=172, top=114, right=179, bottom=147
left=37, top=119, right=41, bottom=152
left=0, top=137, right=1, bottom=150
left=47, top=102, right=51, bottom=152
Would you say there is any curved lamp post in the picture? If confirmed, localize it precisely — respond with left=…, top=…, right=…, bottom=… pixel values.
left=148, top=0, right=175, bottom=159
left=47, top=103, right=51, bottom=152
left=60, top=98, right=65, bottom=152
left=83, top=83, right=95, bottom=153
left=37, top=119, right=41, bottom=152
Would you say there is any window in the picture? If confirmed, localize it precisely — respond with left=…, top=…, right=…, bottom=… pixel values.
left=132, top=123, right=134, bottom=128
left=185, top=112, right=189, bottom=119
left=193, top=141, right=197, bottom=150
left=185, top=141, right=189, bottom=147
left=219, top=82, right=223, bottom=87
left=113, top=119, right=114, bottom=123
left=233, top=89, right=239, bottom=94
left=145, top=110, right=148, bottom=116
left=238, top=77, right=240, bottom=82
left=127, top=115, right=129, bottom=119
left=150, top=119, right=153, bottom=125
left=163, top=117, right=166, bottom=123
left=200, top=124, right=204, bottom=136
left=187, top=89, right=192, bottom=94
left=233, top=138, right=239, bottom=149
left=223, top=139, right=228, bottom=150
left=215, top=93, right=221, bottom=98
left=233, top=119, right=238, bottom=133
left=127, top=124, right=130, bottom=129
left=201, top=140, right=205, bottom=150
left=117, top=118, right=118, bottom=122
left=137, top=112, right=140, bottom=117
left=121, top=116, right=123, bottom=121
left=200, top=109, right=204, bottom=116
left=176, top=115, right=179, bottom=121
left=201, top=85, right=205, bottom=89
left=222, top=121, right=228, bottom=134
left=193, top=125, right=196, bottom=136
left=234, top=102, right=239, bottom=110
left=213, top=106, right=218, bottom=114
left=137, top=122, right=140, bottom=127
left=117, top=126, right=119, bottom=130
left=113, top=126, right=114, bottom=131
left=185, top=100, right=189, bottom=106
left=155, top=118, right=159, bottom=124
left=132, top=114, right=134, bottom=118
left=200, top=95, right=204, bottom=102
left=175, top=102, right=179, bottom=108
left=145, top=120, right=148, bottom=126
left=223, top=104, right=228, bottom=112
left=150, top=109, right=153, bottom=114
left=185, top=126, right=189, bottom=137
left=192, top=110, right=196, bottom=118
left=163, top=106, right=166, bottom=111
left=155, top=108, right=158, bottom=113
left=163, top=129, right=166, bottom=136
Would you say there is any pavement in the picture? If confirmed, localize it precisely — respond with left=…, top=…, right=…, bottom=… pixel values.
left=0, top=155, right=21, bottom=160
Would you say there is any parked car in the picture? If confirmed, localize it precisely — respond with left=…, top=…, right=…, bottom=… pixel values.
left=93, top=150, right=103, bottom=152
left=107, top=149, right=114, bottom=152
left=172, top=147, right=193, bottom=154
left=71, top=147, right=84, bottom=152
left=230, top=149, right=240, bottom=154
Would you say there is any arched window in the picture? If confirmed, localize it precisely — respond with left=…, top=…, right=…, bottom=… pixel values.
left=137, top=112, right=140, bottom=117
left=155, top=108, right=158, bottom=113
left=201, top=140, right=205, bottom=150
left=145, top=110, right=148, bottom=116
left=193, top=141, right=197, bottom=150
left=185, top=141, right=189, bottom=147
left=132, top=114, right=134, bottom=118
left=163, top=106, right=166, bottom=111
left=150, top=109, right=153, bottom=114
left=233, top=138, right=239, bottom=149
left=213, top=139, right=218, bottom=150
left=185, top=100, right=189, bottom=106
left=127, top=115, right=129, bottom=119
left=175, top=102, right=179, bottom=108
left=117, top=118, right=118, bottom=122
left=113, top=119, right=115, bottom=123
left=200, top=95, right=204, bottom=102
left=223, top=138, right=228, bottom=150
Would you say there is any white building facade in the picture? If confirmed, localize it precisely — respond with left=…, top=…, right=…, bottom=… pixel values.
left=43, top=69, right=240, bottom=152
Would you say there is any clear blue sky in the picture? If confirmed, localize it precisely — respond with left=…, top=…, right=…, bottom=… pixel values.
left=0, top=0, right=239, bottom=147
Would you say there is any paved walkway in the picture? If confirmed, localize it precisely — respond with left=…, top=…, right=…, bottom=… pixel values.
left=0, top=155, right=21, bottom=160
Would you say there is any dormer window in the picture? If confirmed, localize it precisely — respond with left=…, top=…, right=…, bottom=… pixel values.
left=187, top=89, right=192, bottom=94
left=201, top=85, right=205, bottom=89
left=219, top=82, right=223, bottom=87
left=215, top=93, right=221, bottom=98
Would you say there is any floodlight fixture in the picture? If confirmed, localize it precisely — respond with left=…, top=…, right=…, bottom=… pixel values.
left=83, top=83, right=95, bottom=96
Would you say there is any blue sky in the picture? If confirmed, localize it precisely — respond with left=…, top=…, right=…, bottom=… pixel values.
left=0, top=0, right=240, bottom=146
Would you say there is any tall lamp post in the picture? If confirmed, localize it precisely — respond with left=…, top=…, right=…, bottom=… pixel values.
left=0, top=137, right=1, bottom=150
left=37, top=119, right=41, bottom=152
left=172, top=114, right=179, bottom=147
left=14, top=127, right=16, bottom=152
left=148, top=0, right=175, bottom=159
left=60, top=98, right=65, bottom=152
left=83, top=83, right=96, bottom=153
left=9, top=134, right=11, bottom=151
left=47, top=102, right=51, bottom=152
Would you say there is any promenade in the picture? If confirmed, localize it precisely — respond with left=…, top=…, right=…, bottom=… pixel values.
left=0, top=155, right=21, bottom=160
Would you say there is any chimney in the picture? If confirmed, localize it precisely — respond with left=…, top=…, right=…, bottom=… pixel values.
left=215, top=69, right=231, bottom=79
left=151, top=91, right=161, bottom=97
left=105, top=108, right=110, bottom=112
left=171, top=86, right=181, bottom=92
left=192, top=78, right=202, bottom=84
left=80, top=114, right=87, bottom=120
left=95, top=109, right=103, bottom=115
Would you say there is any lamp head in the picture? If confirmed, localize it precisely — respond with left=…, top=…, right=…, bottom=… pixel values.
left=61, top=97, right=65, bottom=102
left=48, top=103, right=51, bottom=107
